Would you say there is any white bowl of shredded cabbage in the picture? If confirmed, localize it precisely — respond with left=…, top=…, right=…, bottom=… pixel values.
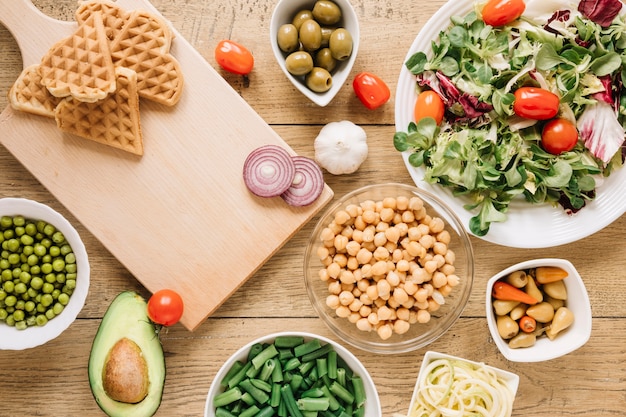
left=407, top=351, right=519, bottom=417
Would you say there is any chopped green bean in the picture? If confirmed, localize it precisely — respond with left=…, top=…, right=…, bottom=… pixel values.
left=297, top=397, right=330, bottom=412
left=248, top=343, right=264, bottom=361
left=329, top=381, right=354, bottom=405
left=280, top=384, right=304, bottom=417
left=251, top=344, right=279, bottom=370
left=239, top=405, right=260, bottom=417
left=213, top=337, right=367, bottom=417
left=352, top=376, right=366, bottom=408
left=294, top=339, right=322, bottom=357
left=214, top=387, right=243, bottom=407
left=274, top=335, right=305, bottom=348
left=239, top=379, right=270, bottom=404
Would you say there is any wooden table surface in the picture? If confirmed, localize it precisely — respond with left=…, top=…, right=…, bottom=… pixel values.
left=1, top=1, right=625, bottom=416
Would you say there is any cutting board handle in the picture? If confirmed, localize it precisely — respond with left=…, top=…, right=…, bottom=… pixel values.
left=0, top=0, right=75, bottom=67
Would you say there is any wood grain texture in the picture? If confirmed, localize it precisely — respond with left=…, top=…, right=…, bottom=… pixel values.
left=1, top=0, right=625, bottom=416
left=0, top=0, right=333, bottom=330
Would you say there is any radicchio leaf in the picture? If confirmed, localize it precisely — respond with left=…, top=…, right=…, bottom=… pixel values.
left=578, top=0, right=622, bottom=27
left=577, top=101, right=626, bottom=164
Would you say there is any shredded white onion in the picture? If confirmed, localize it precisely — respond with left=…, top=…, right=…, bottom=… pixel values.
left=409, top=358, right=515, bottom=417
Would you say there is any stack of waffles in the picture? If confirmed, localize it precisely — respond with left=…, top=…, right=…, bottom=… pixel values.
left=7, top=0, right=184, bottom=156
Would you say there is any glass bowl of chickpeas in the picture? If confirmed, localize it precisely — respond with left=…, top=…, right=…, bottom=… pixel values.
left=270, top=0, right=360, bottom=107
left=0, top=198, right=90, bottom=350
left=304, top=183, right=474, bottom=354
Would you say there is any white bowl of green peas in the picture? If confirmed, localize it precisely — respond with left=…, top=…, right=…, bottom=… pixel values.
left=0, top=198, right=90, bottom=350
left=204, top=331, right=381, bottom=417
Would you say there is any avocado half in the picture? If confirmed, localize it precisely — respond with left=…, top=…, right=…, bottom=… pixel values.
left=89, top=291, right=165, bottom=417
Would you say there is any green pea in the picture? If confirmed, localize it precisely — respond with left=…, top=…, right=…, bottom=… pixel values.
left=40, top=293, right=53, bottom=307
left=0, top=216, right=13, bottom=228
left=45, top=309, right=56, bottom=320
left=65, top=279, right=76, bottom=290
left=36, top=314, right=48, bottom=326
left=0, top=290, right=6, bottom=301
left=58, top=293, right=70, bottom=306
left=13, top=309, right=25, bottom=322
left=7, top=238, right=20, bottom=252
left=43, top=224, right=56, bottom=236
left=12, top=216, right=25, bottom=227
left=25, top=300, right=35, bottom=312
left=3, top=281, right=14, bottom=293
left=20, top=235, right=34, bottom=246
left=5, top=295, right=17, bottom=307
left=7, top=253, right=20, bottom=265
left=30, top=277, right=43, bottom=290
left=34, top=243, right=47, bottom=257
left=1, top=269, right=12, bottom=281
left=15, top=320, right=27, bottom=330
left=52, top=259, right=66, bottom=272
left=19, top=271, right=31, bottom=284
left=42, top=282, right=54, bottom=294
left=52, top=231, right=65, bottom=244
left=14, top=282, right=27, bottom=294
left=25, top=223, right=37, bottom=236
left=49, top=246, right=61, bottom=257
left=53, top=303, right=64, bottom=315
left=0, top=309, right=7, bottom=320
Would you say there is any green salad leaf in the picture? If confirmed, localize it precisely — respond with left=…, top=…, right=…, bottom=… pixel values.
left=395, top=3, right=626, bottom=236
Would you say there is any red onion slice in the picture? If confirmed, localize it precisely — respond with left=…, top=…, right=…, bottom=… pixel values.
left=243, top=145, right=296, bottom=197
left=281, top=156, right=325, bottom=207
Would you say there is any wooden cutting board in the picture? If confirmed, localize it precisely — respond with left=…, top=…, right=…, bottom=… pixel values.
left=0, top=0, right=333, bottom=330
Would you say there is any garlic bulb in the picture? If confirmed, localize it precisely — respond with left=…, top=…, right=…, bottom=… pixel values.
left=314, top=120, right=368, bottom=175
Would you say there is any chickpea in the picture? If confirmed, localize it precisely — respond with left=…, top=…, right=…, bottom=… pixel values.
left=356, top=317, right=372, bottom=331
left=417, top=309, right=431, bottom=323
left=377, top=323, right=393, bottom=340
left=316, top=193, right=459, bottom=340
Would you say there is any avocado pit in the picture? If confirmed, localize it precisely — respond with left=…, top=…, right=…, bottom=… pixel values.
left=103, top=337, right=150, bottom=404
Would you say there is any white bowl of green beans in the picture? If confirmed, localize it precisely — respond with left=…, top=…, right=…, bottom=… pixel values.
left=0, top=198, right=90, bottom=350
left=204, top=331, right=381, bottom=417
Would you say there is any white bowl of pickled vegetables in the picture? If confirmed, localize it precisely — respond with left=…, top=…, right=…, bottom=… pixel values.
left=0, top=198, right=90, bottom=350
left=407, top=351, right=519, bottom=417
left=204, top=331, right=381, bottom=417
left=486, top=258, right=592, bottom=362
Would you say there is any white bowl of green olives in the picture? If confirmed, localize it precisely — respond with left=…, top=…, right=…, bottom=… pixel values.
left=270, top=0, right=359, bottom=106
left=0, top=198, right=90, bottom=350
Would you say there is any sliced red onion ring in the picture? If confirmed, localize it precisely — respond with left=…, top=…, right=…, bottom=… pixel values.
left=281, top=156, right=325, bottom=207
left=243, top=145, right=296, bottom=198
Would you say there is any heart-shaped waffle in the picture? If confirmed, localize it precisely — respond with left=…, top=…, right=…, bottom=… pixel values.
left=39, top=11, right=116, bottom=103
left=8, top=65, right=61, bottom=118
left=110, top=10, right=183, bottom=106
left=55, top=66, right=143, bottom=155
left=76, top=0, right=129, bottom=41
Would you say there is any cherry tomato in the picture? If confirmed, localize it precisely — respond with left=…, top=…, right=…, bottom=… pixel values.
left=481, top=0, right=526, bottom=27
left=215, top=40, right=254, bottom=75
left=147, top=289, right=184, bottom=326
left=414, top=90, right=445, bottom=125
left=513, top=87, right=560, bottom=120
left=353, top=72, right=391, bottom=110
left=541, top=118, right=579, bottom=154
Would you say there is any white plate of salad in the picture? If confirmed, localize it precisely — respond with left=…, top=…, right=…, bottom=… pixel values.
left=395, top=0, right=626, bottom=248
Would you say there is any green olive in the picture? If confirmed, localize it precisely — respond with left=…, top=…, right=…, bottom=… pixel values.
left=299, top=19, right=322, bottom=51
left=285, top=51, right=314, bottom=76
left=312, top=0, right=342, bottom=25
left=277, top=23, right=299, bottom=53
left=320, top=27, right=334, bottom=47
left=305, top=67, right=332, bottom=93
left=329, top=28, right=353, bottom=61
left=314, top=48, right=336, bottom=73
left=292, top=9, right=314, bottom=31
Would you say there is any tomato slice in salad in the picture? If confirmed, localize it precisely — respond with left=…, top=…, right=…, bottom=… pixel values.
left=541, top=118, right=579, bottom=154
left=414, top=90, right=445, bottom=125
left=481, top=0, right=526, bottom=27
left=513, top=87, right=560, bottom=120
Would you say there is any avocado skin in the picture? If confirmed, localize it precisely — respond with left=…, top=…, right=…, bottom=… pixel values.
left=89, top=291, right=165, bottom=417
